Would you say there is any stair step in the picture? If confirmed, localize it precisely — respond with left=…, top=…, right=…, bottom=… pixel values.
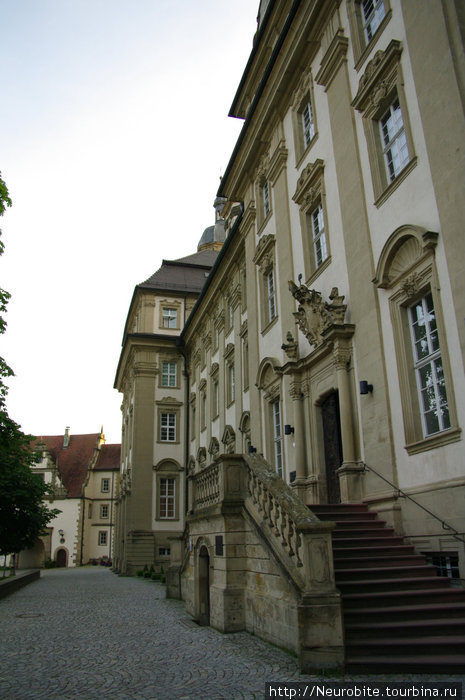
left=310, top=503, right=369, bottom=514
left=334, top=554, right=427, bottom=569
left=333, top=544, right=415, bottom=557
left=333, top=535, right=404, bottom=548
left=330, top=519, right=388, bottom=529
left=343, top=587, right=465, bottom=608
left=335, top=564, right=439, bottom=580
left=333, top=527, right=395, bottom=538
left=344, top=602, right=465, bottom=623
left=346, top=654, right=465, bottom=674
left=345, top=617, right=465, bottom=639
left=346, top=635, right=465, bottom=656
left=337, top=576, right=450, bottom=594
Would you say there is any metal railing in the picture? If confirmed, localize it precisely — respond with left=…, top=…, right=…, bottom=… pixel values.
left=362, top=462, right=465, bottom=545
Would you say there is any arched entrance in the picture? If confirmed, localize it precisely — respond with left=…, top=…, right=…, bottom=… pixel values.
left=56, top=548, right=68, bottom=567
left=321, top=390, right=343, bottom=504
left=198, top=545, right=210, bottom=626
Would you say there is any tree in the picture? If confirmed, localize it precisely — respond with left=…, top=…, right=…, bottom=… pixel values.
left=0, top=172, right=59, bottom=560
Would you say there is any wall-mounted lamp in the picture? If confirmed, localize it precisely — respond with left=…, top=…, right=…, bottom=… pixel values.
left=360, top=380, right=373, bottom=395
left=58, top=529, right=65, bottom=543
left=284, top=424, right=295, bottom=435
left=247, top=445, right=257, bottom=454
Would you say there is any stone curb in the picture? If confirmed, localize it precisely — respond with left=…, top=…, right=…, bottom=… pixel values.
left=0, top=569, right=40, bottom=599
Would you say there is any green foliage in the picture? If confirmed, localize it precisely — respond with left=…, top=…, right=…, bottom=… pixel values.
left=136, top=570, right=144, bottom=577
left=44, top=558, right=57, bottom=569
left=0, top=173, right=60, bottom=556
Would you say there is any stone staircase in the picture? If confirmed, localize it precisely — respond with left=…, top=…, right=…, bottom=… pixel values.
left=310, top=503, right=465, bottom=674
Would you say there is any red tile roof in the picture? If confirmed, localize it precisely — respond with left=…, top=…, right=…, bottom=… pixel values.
left=94, top=444, right=121, bottom=471
left=33, top=433, right=100, bottom=498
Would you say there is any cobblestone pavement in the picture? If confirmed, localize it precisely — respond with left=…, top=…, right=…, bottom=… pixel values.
left=0, top=568, right=463, bottom=700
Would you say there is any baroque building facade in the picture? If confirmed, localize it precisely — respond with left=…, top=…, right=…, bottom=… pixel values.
left=114, top=0, right=465, bottom=672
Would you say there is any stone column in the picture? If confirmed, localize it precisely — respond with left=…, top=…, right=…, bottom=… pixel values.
left=290, top=381, right=309, bottom=503
left=333, top=341, right=363, bottom=502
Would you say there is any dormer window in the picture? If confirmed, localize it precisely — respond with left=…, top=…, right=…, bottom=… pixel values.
left=162, top=307, right=177, bottom=329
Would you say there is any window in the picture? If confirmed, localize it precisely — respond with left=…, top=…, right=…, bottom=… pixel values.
left=302, top=100, right=315, bottom=149
left=101, top=478, right=109, bottom=493
left=162, top=307, right=177, bottom=329
left=35, top=472, right=45, bottom=481
left=310, top=202, right=328, bottom=268
left=228, top=363, right=235, bottom=405
left=293, top=160, right=331, bottom=281
left=88, top=503, right=92, bottom=519
left=200, top=383, right=207, bottom=431
left=100, top=504, right=109, bottom=519
left=292, top=72, right=318, bottom=163
left=159, top=478, right=175, bottom=519
left=98, top=531, right=108, bottom=546
left=352, top=41, right=416, bottom=205
left=346, top=0, right=391, bottom=67
left=422, top=552, right=459, bottom=580
left=374, top=225, right=459, bottom=454
left=161, top=360, right=177, bottom=387
left=272, top=399, right=283, bottom=478
left=380, top=97, right=409, bottom=183
left=262, top=179, right=271, bottom=218
left=409, top=293, right=450, bottom=437
left=361, top=0, right=385, bottom=42
left=159, top=547, right=171, bottom=557
left=266, top=268, right=277, bottom=323
left=213, top=379, right=219, bottom=418
left=160, top=413, right=176, bottom=442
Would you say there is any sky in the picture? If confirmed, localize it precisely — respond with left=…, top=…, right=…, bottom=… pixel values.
left=1, top=0, right=259, bottom=445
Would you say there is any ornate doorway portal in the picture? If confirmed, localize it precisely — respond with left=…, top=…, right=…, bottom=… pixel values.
left=322, top=391, right=342, bottom=504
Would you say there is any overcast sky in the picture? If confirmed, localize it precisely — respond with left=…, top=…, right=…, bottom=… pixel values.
left=1, top=0, right=258, bottom=444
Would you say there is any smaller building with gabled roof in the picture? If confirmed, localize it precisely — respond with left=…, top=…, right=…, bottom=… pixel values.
left=18, top=428, right=120, bottom=568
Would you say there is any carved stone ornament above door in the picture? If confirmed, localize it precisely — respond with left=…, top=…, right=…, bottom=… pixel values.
left=289, top=282, right=347, bottom=348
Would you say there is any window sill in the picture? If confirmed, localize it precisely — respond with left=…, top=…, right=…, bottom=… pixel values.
left=306, top=255, right=332, bottom=286
left=405, top=426, right=462, bottom=455
left=257, top=211, right=272, bottom=236
left=374, top=157, right=417, bottom=208
left=295, top=133, right=319, bottom=171
left=261, top=315, right=279, bottom=336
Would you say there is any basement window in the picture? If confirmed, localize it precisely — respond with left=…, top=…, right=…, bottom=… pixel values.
left=422, top=551, right=459, bottom=580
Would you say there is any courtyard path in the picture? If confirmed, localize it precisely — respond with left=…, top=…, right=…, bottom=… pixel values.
left=0, top=567, right=463, bottom=700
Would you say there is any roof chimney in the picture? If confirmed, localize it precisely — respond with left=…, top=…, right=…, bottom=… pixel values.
left=63, top=426, right=70, bottom=449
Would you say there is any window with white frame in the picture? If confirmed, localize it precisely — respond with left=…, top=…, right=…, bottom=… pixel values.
left=361, top=0, right=385, bottom=42
left=98, top=531, right=108, bottom=546
left=409, top=293, right=450, bottom=437
left=161, top=360, right=177, bottom=387
left=162, top=307, right=177, bottom=329
left=272, top=399, right=283, bottom=478
left=160, top=412, right=176, bottom=442
left=266, top=268, right=277, bottom=323
left=100, top=504, right=109, bottom=519
left=262, top=179, right=271, bottom=218
left=228, top=363, right=235, bottom=405
left=302, top=100, right=315, bottom=149
left=101, top=478, right=109, bottom=493
left=213, top=378, right=219, bottom=418
left=352, top=41, right=416, bottom=205
left=311, top=203, right=328, bottom=268
left=159, top=478, right=175, bottom=519
left=159, top=547, right=171, bottom=557
left=380, top=96, right=409, bottom=183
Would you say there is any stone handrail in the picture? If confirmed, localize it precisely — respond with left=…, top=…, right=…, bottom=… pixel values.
left=190, top=453, right=338, bottom=596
